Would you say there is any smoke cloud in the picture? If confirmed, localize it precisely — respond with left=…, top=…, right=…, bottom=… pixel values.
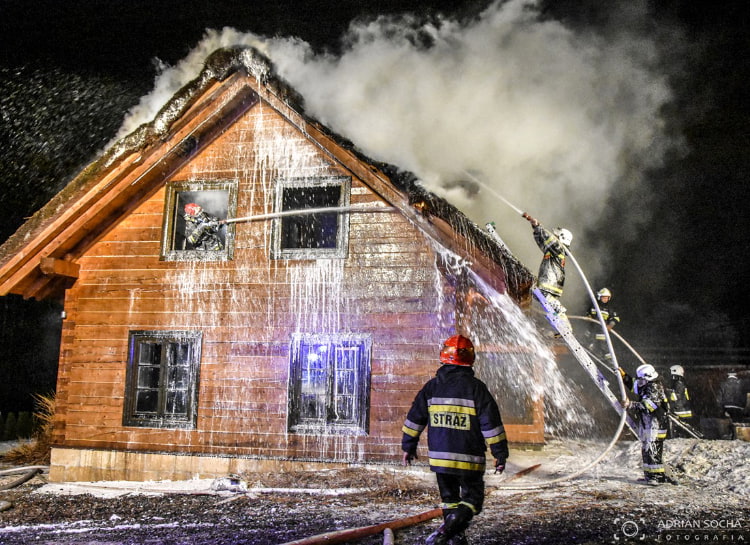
left=115, top=0, right=682, bottom=295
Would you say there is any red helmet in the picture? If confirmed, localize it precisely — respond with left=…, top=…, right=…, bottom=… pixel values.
left=184, top=203, right=203, bottom=216
left=440, top=335, right=475, bottom=366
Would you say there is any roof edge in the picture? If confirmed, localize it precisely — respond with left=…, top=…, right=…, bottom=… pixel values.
left=0, top=46, right=533, bottom=297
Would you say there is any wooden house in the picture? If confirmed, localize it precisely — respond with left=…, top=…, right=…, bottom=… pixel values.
left=0, top=47, right=542, bottom=482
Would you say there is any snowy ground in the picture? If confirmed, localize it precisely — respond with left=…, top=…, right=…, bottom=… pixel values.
left=0, top=438, right=748, bottom=544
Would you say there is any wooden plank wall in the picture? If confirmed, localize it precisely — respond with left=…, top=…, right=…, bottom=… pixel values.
left=55, top=98, right=460, bottom=463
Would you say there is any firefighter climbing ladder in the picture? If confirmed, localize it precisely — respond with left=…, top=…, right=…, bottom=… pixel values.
left=482, top=219, right=637, bottom=435
left=532, top=288, right=639, bottom=436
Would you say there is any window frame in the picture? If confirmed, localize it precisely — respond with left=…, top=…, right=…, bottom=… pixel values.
left=270, top=176, right=351, bottom=260
left=287, top=333, right=372, bottom=435
left=160, top=180, right=238, bottom=262
left=123, top=330, right=202, bottom=429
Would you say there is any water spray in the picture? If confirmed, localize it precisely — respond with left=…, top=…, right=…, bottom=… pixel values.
left=462, top=171, right=524, bottom=215
left=463, top=171, right=630, bottom=489
left=222, top=204, right=396, bottom=224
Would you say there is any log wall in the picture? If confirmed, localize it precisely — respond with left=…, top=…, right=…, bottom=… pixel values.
left=51, top=96, right=543, bottom=481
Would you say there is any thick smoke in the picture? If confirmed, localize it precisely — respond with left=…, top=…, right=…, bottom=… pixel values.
left=116, top=0, right=680, bottom=293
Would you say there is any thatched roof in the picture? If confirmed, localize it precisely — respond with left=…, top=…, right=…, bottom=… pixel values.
left=0, top=46, right=533, bottom=300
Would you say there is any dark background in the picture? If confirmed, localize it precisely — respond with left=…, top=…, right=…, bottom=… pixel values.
left=1, top=0, right=748, bottom=412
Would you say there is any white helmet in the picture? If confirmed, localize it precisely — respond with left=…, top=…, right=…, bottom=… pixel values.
left=554, top=227, right=573, bottom=246
left=636, top=364, right=658, bottom=381
left=670, top=365, right=684, bottom=377
left=597, top=288, right=612, bottom=300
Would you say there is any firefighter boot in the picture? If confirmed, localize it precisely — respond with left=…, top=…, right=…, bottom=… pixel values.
left=425, top=524, right=448, bottom=545
left=426, top=505, right=473, bottom=545
left=448, top=532, right=469, bottom=545
left=442, top=505, right=473, bottom=542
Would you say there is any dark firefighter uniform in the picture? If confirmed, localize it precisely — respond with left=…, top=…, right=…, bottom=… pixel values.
left=667, top=376, right=692, bottom=420
left=183, top=204, right=224, bottom=251
left=718, top=373, right=745, bottom=438
left=622, top=366, right=673, bottom=484
left=402, top=335, right=508, bottom=545
left=587, top=298, right=619, bottom=361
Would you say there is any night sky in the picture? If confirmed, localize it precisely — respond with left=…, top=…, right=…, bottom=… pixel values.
left=0, top=0, right=748, bottom=408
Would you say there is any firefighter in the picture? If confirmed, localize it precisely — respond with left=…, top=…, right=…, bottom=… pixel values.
left=717, top=372, right=746, bottom=438
left=620, top=364, right=677, bottom=485
left=522, top=213, right=572, bottom=315
left=183, top=203, right=224, bottom=251
left=402, top=335, right=508, bottom=545
left=666, top=365, right=693, bottom=437
left=586, top=287, right=620, bottom=362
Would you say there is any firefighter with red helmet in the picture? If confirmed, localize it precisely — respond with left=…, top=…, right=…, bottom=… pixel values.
left=402, top=335, right=508, bottom=545
left=621, top=364, right=677, bottom=485
left=522, top=213, right=572, bottom=314
left=183, top=203, right=224, bottom=251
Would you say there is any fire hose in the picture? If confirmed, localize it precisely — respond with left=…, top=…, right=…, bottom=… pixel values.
left=0, top=465, right=46, bottom=492
left=462, top=171, right=630, bottom=490
left=276, top=507, right=443, bottom=545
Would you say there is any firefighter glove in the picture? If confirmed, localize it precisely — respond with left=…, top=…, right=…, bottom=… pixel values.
left=494, top=459, right=506, bottom=474
left=402, top=451, right=417, bottom=466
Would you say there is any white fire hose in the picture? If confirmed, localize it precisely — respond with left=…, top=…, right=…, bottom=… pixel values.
left=460, top=171, right=630, bottom=490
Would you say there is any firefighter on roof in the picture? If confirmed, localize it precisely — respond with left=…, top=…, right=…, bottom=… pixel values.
left=522, top=212, right=572, bottom=314
left=621, top=364, right=677, bottom=485
left=402, top=335, right=508, bottom=545
left=183, top=203, right=224, bottom=251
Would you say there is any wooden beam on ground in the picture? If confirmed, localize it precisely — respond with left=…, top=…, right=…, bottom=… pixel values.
left=276, top=507, right=442, bottom=545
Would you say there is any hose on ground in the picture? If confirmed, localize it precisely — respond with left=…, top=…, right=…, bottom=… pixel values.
left=0, top=467, right=45, bottom=491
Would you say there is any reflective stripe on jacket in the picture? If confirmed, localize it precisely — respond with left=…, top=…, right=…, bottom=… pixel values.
left=587, top=302, right=619, bottom=340
left=533, top=225, right=565, bottom=296
left=667, top=377, right=693, bottom=419
left=402, top=364, right=508, bottom=474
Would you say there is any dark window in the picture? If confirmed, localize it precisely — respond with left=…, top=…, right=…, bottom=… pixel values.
left=288, top=334, right=371, bottom=434
left=272, top=177, right=350, bottom=259
left=123, top=331, right=201, bottom=428
left=161, top=180, right=238, bottom=261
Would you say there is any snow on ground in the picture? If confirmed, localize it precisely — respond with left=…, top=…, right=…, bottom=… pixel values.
left=1, top=438, right=748, bottom=544
left=26, top=438, right=749, bottom=499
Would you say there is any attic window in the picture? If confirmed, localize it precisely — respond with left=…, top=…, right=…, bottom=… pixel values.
left=123, top=330, right=202, bottom=429
left=161, top=180, right=238, bottom=261
left=287, top=334, right=371, bottom=435
left=271, top=177, right=350, bottom=259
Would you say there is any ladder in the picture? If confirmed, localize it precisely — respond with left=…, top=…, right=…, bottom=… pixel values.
left=532, top=288, right=639, bottom=436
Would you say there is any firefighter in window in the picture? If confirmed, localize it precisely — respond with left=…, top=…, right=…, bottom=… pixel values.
left=183, top=203, right=224, bottom=251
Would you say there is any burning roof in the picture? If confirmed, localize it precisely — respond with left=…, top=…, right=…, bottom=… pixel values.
left=0, top=46, right=533, bottom=300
